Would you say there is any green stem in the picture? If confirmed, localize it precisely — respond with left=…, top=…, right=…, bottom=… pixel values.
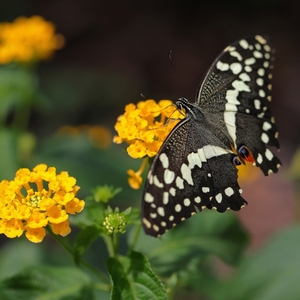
left=112, top=233, right=119, bottom=256
left=129, top=223, right=141, bottom=251
left=102, top=234, right=115, bottom=257
left=102, top=233, right=119, bottom=258
left=47, top=228, right=110, bottom=285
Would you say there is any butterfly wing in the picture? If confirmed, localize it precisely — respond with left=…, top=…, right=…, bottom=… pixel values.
left=142, top=111, right=247, bottom=237
left=196, top=35, right=281, bottom=175
left=142, top=35, right=281, bottom=237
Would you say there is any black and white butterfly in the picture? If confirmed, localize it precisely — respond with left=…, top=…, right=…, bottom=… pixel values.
left=142, top=35, right=281, bottom=237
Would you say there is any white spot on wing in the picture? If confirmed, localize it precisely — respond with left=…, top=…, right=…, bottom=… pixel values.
left=215, top=193, right=222, bottom=203
left=197, top=148, right=207, bottom=162
left=230, top=62, right=242, bottom=74
left=255, top=35, right=267, bottom=44
left=257, top=153, right=263, bottom=164
left=188, top=152, right=202, bottom=169
left=229, top=51, right=242, bottom=61
left=245, top=66, right=252, bottom=72
left=203, top=145, right=229, bottom=159
left=265, top=149, right=274, bottom=161
left=255, top=43, right=261, bottom=50
left=163, top=192, right=169, bottom=205
left=181, top=164, right=194, bottom=185
left=195, top=196, right=201, bottom=203
left=261, top=133, right=269, bottom=143
left=259, top=89, right=266, bottom=97
left=254, top=51, right=263, bottom=58
left=153, top=224, right=159, bottom=232
left=150, top=213, right=157, bottom=218
left=245, top=57, right=256, bottom=65
left=224, top=88, right=240, bottom=146
left=263, top=122, right=272, bottom=131
left=258, top=68, right=265, bottom=76
left=159, top=153, right=169, bottom=169
left=145, top=193, right=154, bottom=203
left=225, top=187, right=234, bottom=197
left=216, top=61, right=230, bottom=71
left=254, top=99, right=261, bottom=110
left=164, top=169, right=175, bottom=184
left=202, top=187, right=210, bottom=193
left=264, top=44, right=271, bottom=52
left=256, top=78, right=264, bottom=86
left=183, top=198, right=191, bottom=206
left=232, top=80, right=251, bottom=92
left=175, top=204, right=182, bottom=212
left=143, top=218, right=151, bottom=228
left=239, top=39, right=249, bottom=49
left=153, top=175, right=164, bottom=188
left=169, top=187, right=176, bottom=197
left=148, top=174, right=153, bottom=185
left=239, top=73, right=251, bottom=81
left=157, top=207, right=165, bottom=217
left=176, top=176, right=184, bottom=189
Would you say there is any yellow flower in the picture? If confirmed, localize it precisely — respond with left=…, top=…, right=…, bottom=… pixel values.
left=114, top=99, right=184, bottom=159
left=51, top=220, right=71, bottom=236
left=127, top=158, right=149, bottom=190
left=127, top=169, right=143, bottom=190
left=0, top=164, right=85, bottom=243
left=0, top=16, right=64, bottom=64
left=114, top=99, right=185, bottom=189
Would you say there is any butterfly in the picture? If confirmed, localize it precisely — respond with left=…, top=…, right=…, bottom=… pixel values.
left=142, top=35, right=281, bottom=237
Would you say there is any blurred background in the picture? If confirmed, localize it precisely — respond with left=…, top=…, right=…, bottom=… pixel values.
left=0, top=0, right=299, bottom=298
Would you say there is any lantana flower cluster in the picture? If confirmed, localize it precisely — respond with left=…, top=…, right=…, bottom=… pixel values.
left=114, top=99, right=184, bottom=189
left=114, top=99, right=184, bottom=159
left=0, top=15, right=64, bottom=64
left=0, top=164, right=84, bottom=243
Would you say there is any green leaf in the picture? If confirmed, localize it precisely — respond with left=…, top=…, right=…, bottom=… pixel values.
left=215, top=224, right=300, bottom=300
left=106, top=251, right=167, bottom=300
left=0, top=265, right=92, bottom=300
left=125, top=208, right=140, bottom=224
left=71, top=203, right=105, bottom=227
left=0, top=128, right=19, bottom=180
left=0, top=64, right=46, bottom=122
left=74, top=226, right=100, bottom=265
left=134, top=210, right=248, bottom=275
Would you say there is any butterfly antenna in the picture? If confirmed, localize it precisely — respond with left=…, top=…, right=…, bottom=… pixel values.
left=169, top=51, right=184, bottom=100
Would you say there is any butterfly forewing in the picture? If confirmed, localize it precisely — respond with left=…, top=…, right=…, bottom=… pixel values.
left=142, top=35, right=281, bottom=237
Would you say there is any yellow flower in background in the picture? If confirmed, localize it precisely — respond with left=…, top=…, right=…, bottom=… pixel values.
left=0, top=164, right=85, bottom=243
left=56, top=125, right=112, bottom=149
left=114, top=99, right=184, bottom=159
left=0, top=16, right=64, bottom=64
